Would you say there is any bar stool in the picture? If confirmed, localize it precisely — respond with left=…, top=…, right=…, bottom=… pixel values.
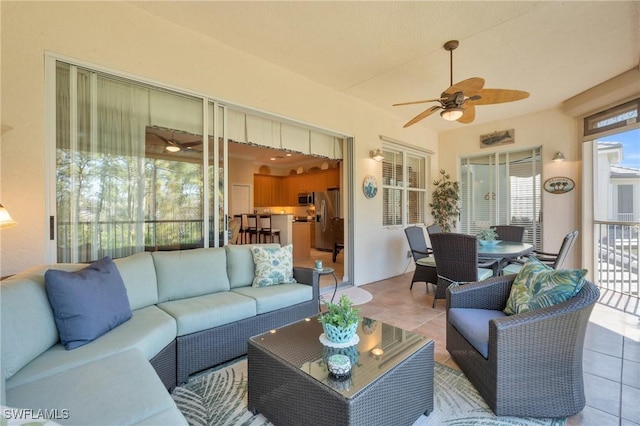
left=233, top=214, right=246, bottom=244
left=258, top=215, right=280, bottom=243
left=246, top=214, right=260, bottom=244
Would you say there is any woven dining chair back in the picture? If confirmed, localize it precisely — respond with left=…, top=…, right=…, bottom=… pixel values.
left=551, top=230, right=578, bottom=269
left=404, top=226, right=437, bottom=291
left=490, top=225, right=525, bottom=242
left=429, top=233, right=481, bottom=283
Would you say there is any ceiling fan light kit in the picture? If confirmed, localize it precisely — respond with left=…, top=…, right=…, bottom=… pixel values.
left=440, top=107, right=464, bottom=121
left=165, top=145, right=181, bottom=153
left=393, top=40, right=529, bottom=127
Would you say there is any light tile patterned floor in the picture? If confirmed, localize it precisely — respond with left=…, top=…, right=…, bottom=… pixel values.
left=355, top=273, right=640, bottom=426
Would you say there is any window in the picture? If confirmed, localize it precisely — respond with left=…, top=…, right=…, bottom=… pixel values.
left=382, top=147, right=429, bottom=226
left=460, top=148, right=542, bottom=247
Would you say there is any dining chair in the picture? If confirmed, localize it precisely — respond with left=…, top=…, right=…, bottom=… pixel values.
left=404, top=226, right=437, bottom=292
left=502, top=230, right=579, bottom=274
left=490, top=225, right=525, bottom=242
left=258, top=215, right=281, bottom=243
left=428, top=232, right=498, bottom=308
left=330, top=218, right=344, bottom=262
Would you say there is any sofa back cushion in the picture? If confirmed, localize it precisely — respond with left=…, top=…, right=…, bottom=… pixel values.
left=1, top=266, right=59, bottom=380
left=152, top=248, right=230, bottom=302
left=113, top=252, right=158, bottom=310
left=225, top=244, right=280, bottom=288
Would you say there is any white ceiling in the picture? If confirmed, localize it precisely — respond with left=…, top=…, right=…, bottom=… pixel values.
left=131, top=1, right=640, bottom=132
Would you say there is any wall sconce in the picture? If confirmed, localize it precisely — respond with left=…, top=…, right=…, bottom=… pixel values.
left=370, top=149, right=384, bottom=162
left=552, top=151, right=566, bottom=162
left=0, top=204, right=17, bottom=229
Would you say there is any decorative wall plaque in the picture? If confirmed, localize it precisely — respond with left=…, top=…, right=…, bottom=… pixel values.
left=544, top=177, right=575, bottom=194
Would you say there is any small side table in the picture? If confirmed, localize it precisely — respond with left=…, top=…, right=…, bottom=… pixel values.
left=316, top=266, right=339, bottom=305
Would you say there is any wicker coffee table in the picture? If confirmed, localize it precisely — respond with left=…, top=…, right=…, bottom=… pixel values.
left=248, top=316, right=434, bottom=426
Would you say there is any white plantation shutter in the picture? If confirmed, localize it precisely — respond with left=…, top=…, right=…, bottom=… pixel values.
left=382, top=147, right=428, bottom=226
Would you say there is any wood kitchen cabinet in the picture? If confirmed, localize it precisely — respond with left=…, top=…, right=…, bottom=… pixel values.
left=254, top=168, right=340, bottom=207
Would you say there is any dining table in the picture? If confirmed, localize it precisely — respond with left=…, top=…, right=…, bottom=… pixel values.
left=477, top=241, right=534, bottom=275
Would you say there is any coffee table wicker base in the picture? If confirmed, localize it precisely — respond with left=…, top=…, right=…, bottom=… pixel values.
left=248, top=340, right=434, bottom=426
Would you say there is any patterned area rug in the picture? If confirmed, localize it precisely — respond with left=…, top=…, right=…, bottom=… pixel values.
left=172, top=359, right=566, bottom=426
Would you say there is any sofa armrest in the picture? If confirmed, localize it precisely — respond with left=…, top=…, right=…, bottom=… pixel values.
left=446, top=275, right=514, bottom=311
left=293, top=267, right=320, bottom=303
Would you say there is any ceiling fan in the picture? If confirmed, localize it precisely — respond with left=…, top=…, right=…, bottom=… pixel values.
left=153, top=131, right=202, bottom=153
left=393, top=40, right=529, bottom=127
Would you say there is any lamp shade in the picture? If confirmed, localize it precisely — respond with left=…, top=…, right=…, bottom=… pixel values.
left=0, top=204, right=17, bottom=229
left=552, top=151, right=566, bottom=162
left=440, top=108, right=464, bottom=121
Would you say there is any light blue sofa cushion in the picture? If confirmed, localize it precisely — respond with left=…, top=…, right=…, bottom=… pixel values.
left=6, top=306, right=176, bottom=389
left=448, top=308, right=507, bottom=359
left=153, top=248, right=230, bottom=302
left=113, top=252, right=159, bottom=310
left=157, top=292, right=256, bottom=336
left=0, top=266, right=60, bottom=380
left=6, top=349, right=186, bottom=426
left=45, top=257, right=132, bottom=350
left=232, top=283, right=313, bottom=314
left=225, top=244, right=280, bottom=288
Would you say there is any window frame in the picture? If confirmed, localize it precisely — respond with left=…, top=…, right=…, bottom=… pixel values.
left=381, top=144, right=430, bottom=227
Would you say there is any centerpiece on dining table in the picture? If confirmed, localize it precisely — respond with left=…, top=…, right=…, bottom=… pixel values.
left=476, top=228, right=501, bottom=246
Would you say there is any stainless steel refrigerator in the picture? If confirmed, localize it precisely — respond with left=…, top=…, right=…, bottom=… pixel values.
left=314, top=189, right=341, bottom=251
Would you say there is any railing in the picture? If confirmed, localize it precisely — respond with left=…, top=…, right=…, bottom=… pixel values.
left=594, top=221, right=639, bottom=297
left=56, top=219, right=218, bottom=263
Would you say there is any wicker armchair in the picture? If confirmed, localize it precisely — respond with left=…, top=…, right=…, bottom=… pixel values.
left=446, top=274, right=599, bottom=418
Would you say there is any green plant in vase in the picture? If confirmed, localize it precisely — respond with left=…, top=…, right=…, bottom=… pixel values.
left=429, top=169, right=460, bottom=232
left=318, top=294, right=360, bottom=344
left=476, top=228, right=500, bottom=246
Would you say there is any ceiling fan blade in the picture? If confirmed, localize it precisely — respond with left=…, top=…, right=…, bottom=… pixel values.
left=445, top=77, right=485, bottom=97
left=403, top=106, right=441, bottom=128
left=180, top=140, right=203, bottom=148
left=155, top=134, right=179, bottom=146
left=469, top=88, right=530, bottom=105
left=393, top=98, right=443, bottom=107
left=457, top=105, right=476, bottom=124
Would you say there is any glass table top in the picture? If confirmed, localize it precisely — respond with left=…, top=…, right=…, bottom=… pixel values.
left=249, top=315, right=431, bottom=398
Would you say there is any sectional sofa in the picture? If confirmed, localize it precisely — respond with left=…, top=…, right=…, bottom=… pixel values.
left=1, top=244, right=319, bottom=425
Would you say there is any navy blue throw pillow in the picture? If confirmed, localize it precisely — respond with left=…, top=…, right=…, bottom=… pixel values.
left=45, top=256, right=132, bottom=350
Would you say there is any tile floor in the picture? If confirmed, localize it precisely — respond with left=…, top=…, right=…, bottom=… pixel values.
left=342, top=273, right=640, bottom=426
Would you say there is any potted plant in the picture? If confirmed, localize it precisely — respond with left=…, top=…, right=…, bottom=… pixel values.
left=318, top=294, right=360, bottom=344
left=429, top=169, right=460, bottom=232
left=476, top=228, right=500, bottom=246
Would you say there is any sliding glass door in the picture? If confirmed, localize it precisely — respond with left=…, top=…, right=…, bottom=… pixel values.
left=54, top=61, right=221, bottom=262
left=460, top=148, right=542, bottom=247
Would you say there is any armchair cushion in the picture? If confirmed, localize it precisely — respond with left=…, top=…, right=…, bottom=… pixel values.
left=448, top=308, right=506, bottom=358
left=504, top=256, right=587, bottom=315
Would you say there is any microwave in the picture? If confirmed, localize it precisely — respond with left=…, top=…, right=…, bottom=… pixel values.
left=298, top=192, right=313, bottom=205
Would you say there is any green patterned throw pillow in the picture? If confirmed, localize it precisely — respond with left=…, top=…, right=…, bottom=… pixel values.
left=251, top=244, right=296, bottom=287
left=503, top=256, right=587, bottom=315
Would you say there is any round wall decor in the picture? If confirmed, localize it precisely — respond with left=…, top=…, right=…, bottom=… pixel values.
left=363, top=175, right=378, bottom=199
left=544, top=176, right=575, bottom=194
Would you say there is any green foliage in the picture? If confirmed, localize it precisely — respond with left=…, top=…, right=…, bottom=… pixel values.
left=318, top=294, right=360, bottom=328
left=429, top=169, right=460, bottom=232
left=476, top=228, right=498, bottom=241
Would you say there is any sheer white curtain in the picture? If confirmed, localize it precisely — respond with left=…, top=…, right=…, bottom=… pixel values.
left=56, top=63, right=148, bottom=262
